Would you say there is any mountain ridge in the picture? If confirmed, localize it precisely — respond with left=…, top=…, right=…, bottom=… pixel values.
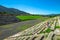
left=0, top=5, right=30, bottom=15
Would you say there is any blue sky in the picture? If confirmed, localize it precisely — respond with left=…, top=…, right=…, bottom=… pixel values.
left=0, top=0, right=60, bottom=15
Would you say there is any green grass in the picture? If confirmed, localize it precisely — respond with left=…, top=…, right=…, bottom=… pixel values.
left=40, top=28, right=51, bottom=33
left=16, top=15, right=51, bottom=22
left=45, top=28, right=51, bottom=33
left=16, top=15, right=43, bottom=21
left=55, top=26, right=60, bottom=28
left=15, top=25, right=32, bottom=31
left=57, top=39, right=60, bottom=40
left=0, top=23, right=16, bottom=29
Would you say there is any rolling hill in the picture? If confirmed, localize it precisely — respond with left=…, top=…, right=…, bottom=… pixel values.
left=0, top=5, right=30, bottom=15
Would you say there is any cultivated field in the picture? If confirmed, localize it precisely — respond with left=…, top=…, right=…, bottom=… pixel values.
left=16, top=15, right=48, bottom=21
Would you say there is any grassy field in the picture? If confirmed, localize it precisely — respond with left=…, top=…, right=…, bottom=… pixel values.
left=16, top=15, right=43, bottom=21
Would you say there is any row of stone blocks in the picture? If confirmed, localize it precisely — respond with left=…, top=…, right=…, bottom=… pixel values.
left=5, top=29, right=60, bottom=40
left=4, top=32, right=54, bottom=40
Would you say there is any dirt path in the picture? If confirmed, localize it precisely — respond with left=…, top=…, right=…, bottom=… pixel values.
left=0, top=19, right=41, bottom=40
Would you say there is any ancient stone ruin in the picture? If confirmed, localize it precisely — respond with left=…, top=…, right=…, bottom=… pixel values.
left=4, top=17, right=60, bottom=40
